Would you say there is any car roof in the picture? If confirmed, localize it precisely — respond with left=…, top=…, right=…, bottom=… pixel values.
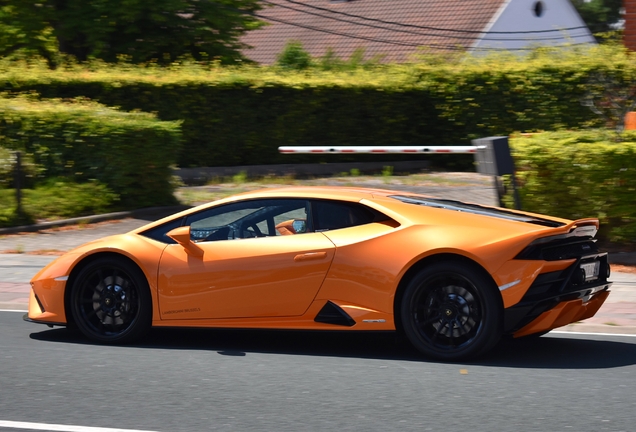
left=230, top=186, right=405, bottom=200
left=131, top=186, right=412, bottom=234
left=131, top=185, right=571, bottom=235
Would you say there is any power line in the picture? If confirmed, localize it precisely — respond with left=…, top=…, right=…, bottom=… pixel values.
left=275, top=0, right=591, bottom=35
left=253, top=12, right=593, bottom=52
left=254, top=12, right=438, bottom=48
left=260, top=0, right=593, bottom=43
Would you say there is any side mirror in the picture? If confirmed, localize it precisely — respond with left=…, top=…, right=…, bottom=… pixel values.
left=275, top=218, right=308, bottom=235
left=292, top=219, right=307, bottom=234
left=167, top=226, right=204, bottom=257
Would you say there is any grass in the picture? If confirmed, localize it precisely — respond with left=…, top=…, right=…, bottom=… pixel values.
left=0, top=179, right=118, bottom=227
left=399, top=172, right=477, bottom=186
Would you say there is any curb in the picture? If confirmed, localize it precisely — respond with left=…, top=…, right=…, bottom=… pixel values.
left=609, top=252, right=636, bottom=267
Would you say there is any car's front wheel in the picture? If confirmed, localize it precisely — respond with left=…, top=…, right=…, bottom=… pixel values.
left=400, top=262, right=502, bottom=361
left=70, top=257, right=152, bottom=344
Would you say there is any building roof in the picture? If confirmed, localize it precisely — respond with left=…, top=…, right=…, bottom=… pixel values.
left=241, top=0, right=595, bottom=64
left=241, top=0, right=508, bottom=64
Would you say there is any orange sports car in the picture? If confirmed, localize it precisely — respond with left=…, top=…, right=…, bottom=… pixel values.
left=25, top=186, right=612, bottom=360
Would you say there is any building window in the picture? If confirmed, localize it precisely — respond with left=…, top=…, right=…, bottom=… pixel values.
left=533, top=1, right=544, bottom=17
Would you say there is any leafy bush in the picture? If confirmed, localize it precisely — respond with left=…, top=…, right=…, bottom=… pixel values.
left=317, top=48, right=384, bottom=71
left=23, top=178, right=119, bottom=219
left=0, top=178, right=118, bottom=227
left=2, top=44, right=632, bottom=168
left=0, top=96, right=182, bottom=207
left=276, top=41, right=312, bottom=70
left=510, top=130, right=636, bottom=243
left=0, top=206, right=34, bottom=228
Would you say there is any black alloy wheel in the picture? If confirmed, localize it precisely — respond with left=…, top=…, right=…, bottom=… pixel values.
left=401, top=262, right=502, bottom=361
left=70, top=257, right=152, bottom=344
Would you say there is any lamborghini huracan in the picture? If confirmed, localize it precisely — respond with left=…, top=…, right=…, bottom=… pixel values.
left=25, top=186, right=612, bottom=360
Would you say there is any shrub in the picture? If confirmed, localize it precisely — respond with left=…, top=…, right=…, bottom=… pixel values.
left=510, top=130, right=636, bottom=243
left=0, top=96, right=182, bottom=207
left=1, top=44, right=631, bottom=168
left=276, top=41, right=312, bottom=70
left=0, top=178, right=118, bottom=227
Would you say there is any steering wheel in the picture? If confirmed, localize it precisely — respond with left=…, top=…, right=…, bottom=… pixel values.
left=243, top=223, right=264, bottom=238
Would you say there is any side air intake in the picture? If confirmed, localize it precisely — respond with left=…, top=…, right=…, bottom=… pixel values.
left=314, top=301, right=356, bottom=327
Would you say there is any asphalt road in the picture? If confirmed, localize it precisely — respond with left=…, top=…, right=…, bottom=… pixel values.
left=1, top=310, right=635, bottom=432
left=2, top=174, right=635, bottom=432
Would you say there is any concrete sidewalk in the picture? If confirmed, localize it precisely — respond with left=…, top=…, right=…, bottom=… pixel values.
left=1, top=173, right=635, bottom=335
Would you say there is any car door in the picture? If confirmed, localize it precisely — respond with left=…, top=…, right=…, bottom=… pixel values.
left=157, top=199, right=335, bottom=320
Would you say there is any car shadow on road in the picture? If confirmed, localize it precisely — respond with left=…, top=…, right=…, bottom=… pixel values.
left=479, top=333, right=636, bottom=369
left=30, top=327, right=636, bottom=369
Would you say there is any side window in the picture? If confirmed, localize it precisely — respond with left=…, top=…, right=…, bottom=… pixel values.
left=185, top=199, right=309, bottom=242
left=310, top=200, right=385, bottom=231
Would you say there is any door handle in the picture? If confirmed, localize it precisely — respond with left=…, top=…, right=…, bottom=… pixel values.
left=294, top=252, right=328, bottom=262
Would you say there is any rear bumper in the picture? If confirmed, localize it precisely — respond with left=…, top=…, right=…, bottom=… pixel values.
left=511, top=289, right=610, bottom=337
left=504, top=253, right=612, bottom=336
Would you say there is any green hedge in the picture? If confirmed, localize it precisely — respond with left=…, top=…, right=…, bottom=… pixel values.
left=510, top=130, right=636, bottom=243
left=1, top=45, right=633, bottom=167
left=0, top=96, right=182, bottom=207
left=0, top=48, right=635, bottom=242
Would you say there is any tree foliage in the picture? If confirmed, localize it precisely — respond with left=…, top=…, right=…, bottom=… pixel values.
left=571, top=0, right=623, bottom=34
left=275, top=41, right=384, bottom=71
left=0, top=0, right=264, bottom=67
left=276, top=41, right=312, bottom=70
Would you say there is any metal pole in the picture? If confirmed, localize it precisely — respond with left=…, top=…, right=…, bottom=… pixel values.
left=492, top=176, right=505, bottom=208
left=510, top=173, right=522, bottom=210
left=15, top=151, right=22, bottom=215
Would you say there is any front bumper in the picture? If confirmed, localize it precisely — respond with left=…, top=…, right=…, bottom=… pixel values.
left=25, top=286, right=68, bottom=326
left=23, top=313, right=67, bottom=327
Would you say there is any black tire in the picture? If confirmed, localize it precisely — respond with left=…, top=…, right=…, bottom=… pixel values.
left=70, top=257, right=152, bottom=344
left=400, top=262, right=502, bottom=361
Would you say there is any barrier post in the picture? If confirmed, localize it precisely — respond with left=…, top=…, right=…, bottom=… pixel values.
left=473, top=137, right=521, bottom=210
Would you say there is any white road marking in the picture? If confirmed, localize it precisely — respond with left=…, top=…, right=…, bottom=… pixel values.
left=551, top=330, right=636, bottom=338
left=0, top=420, right=159, bottom=432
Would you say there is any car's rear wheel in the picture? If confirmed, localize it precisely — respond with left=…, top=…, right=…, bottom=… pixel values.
left=400, top=262, right=502, bottom=361
left=70, top=257, right=151, bottom=344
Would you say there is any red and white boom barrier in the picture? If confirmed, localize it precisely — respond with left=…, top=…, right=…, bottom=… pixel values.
left=278, top=146, right=483, bottom=154
left=278, top=137, right=520, bottom=210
